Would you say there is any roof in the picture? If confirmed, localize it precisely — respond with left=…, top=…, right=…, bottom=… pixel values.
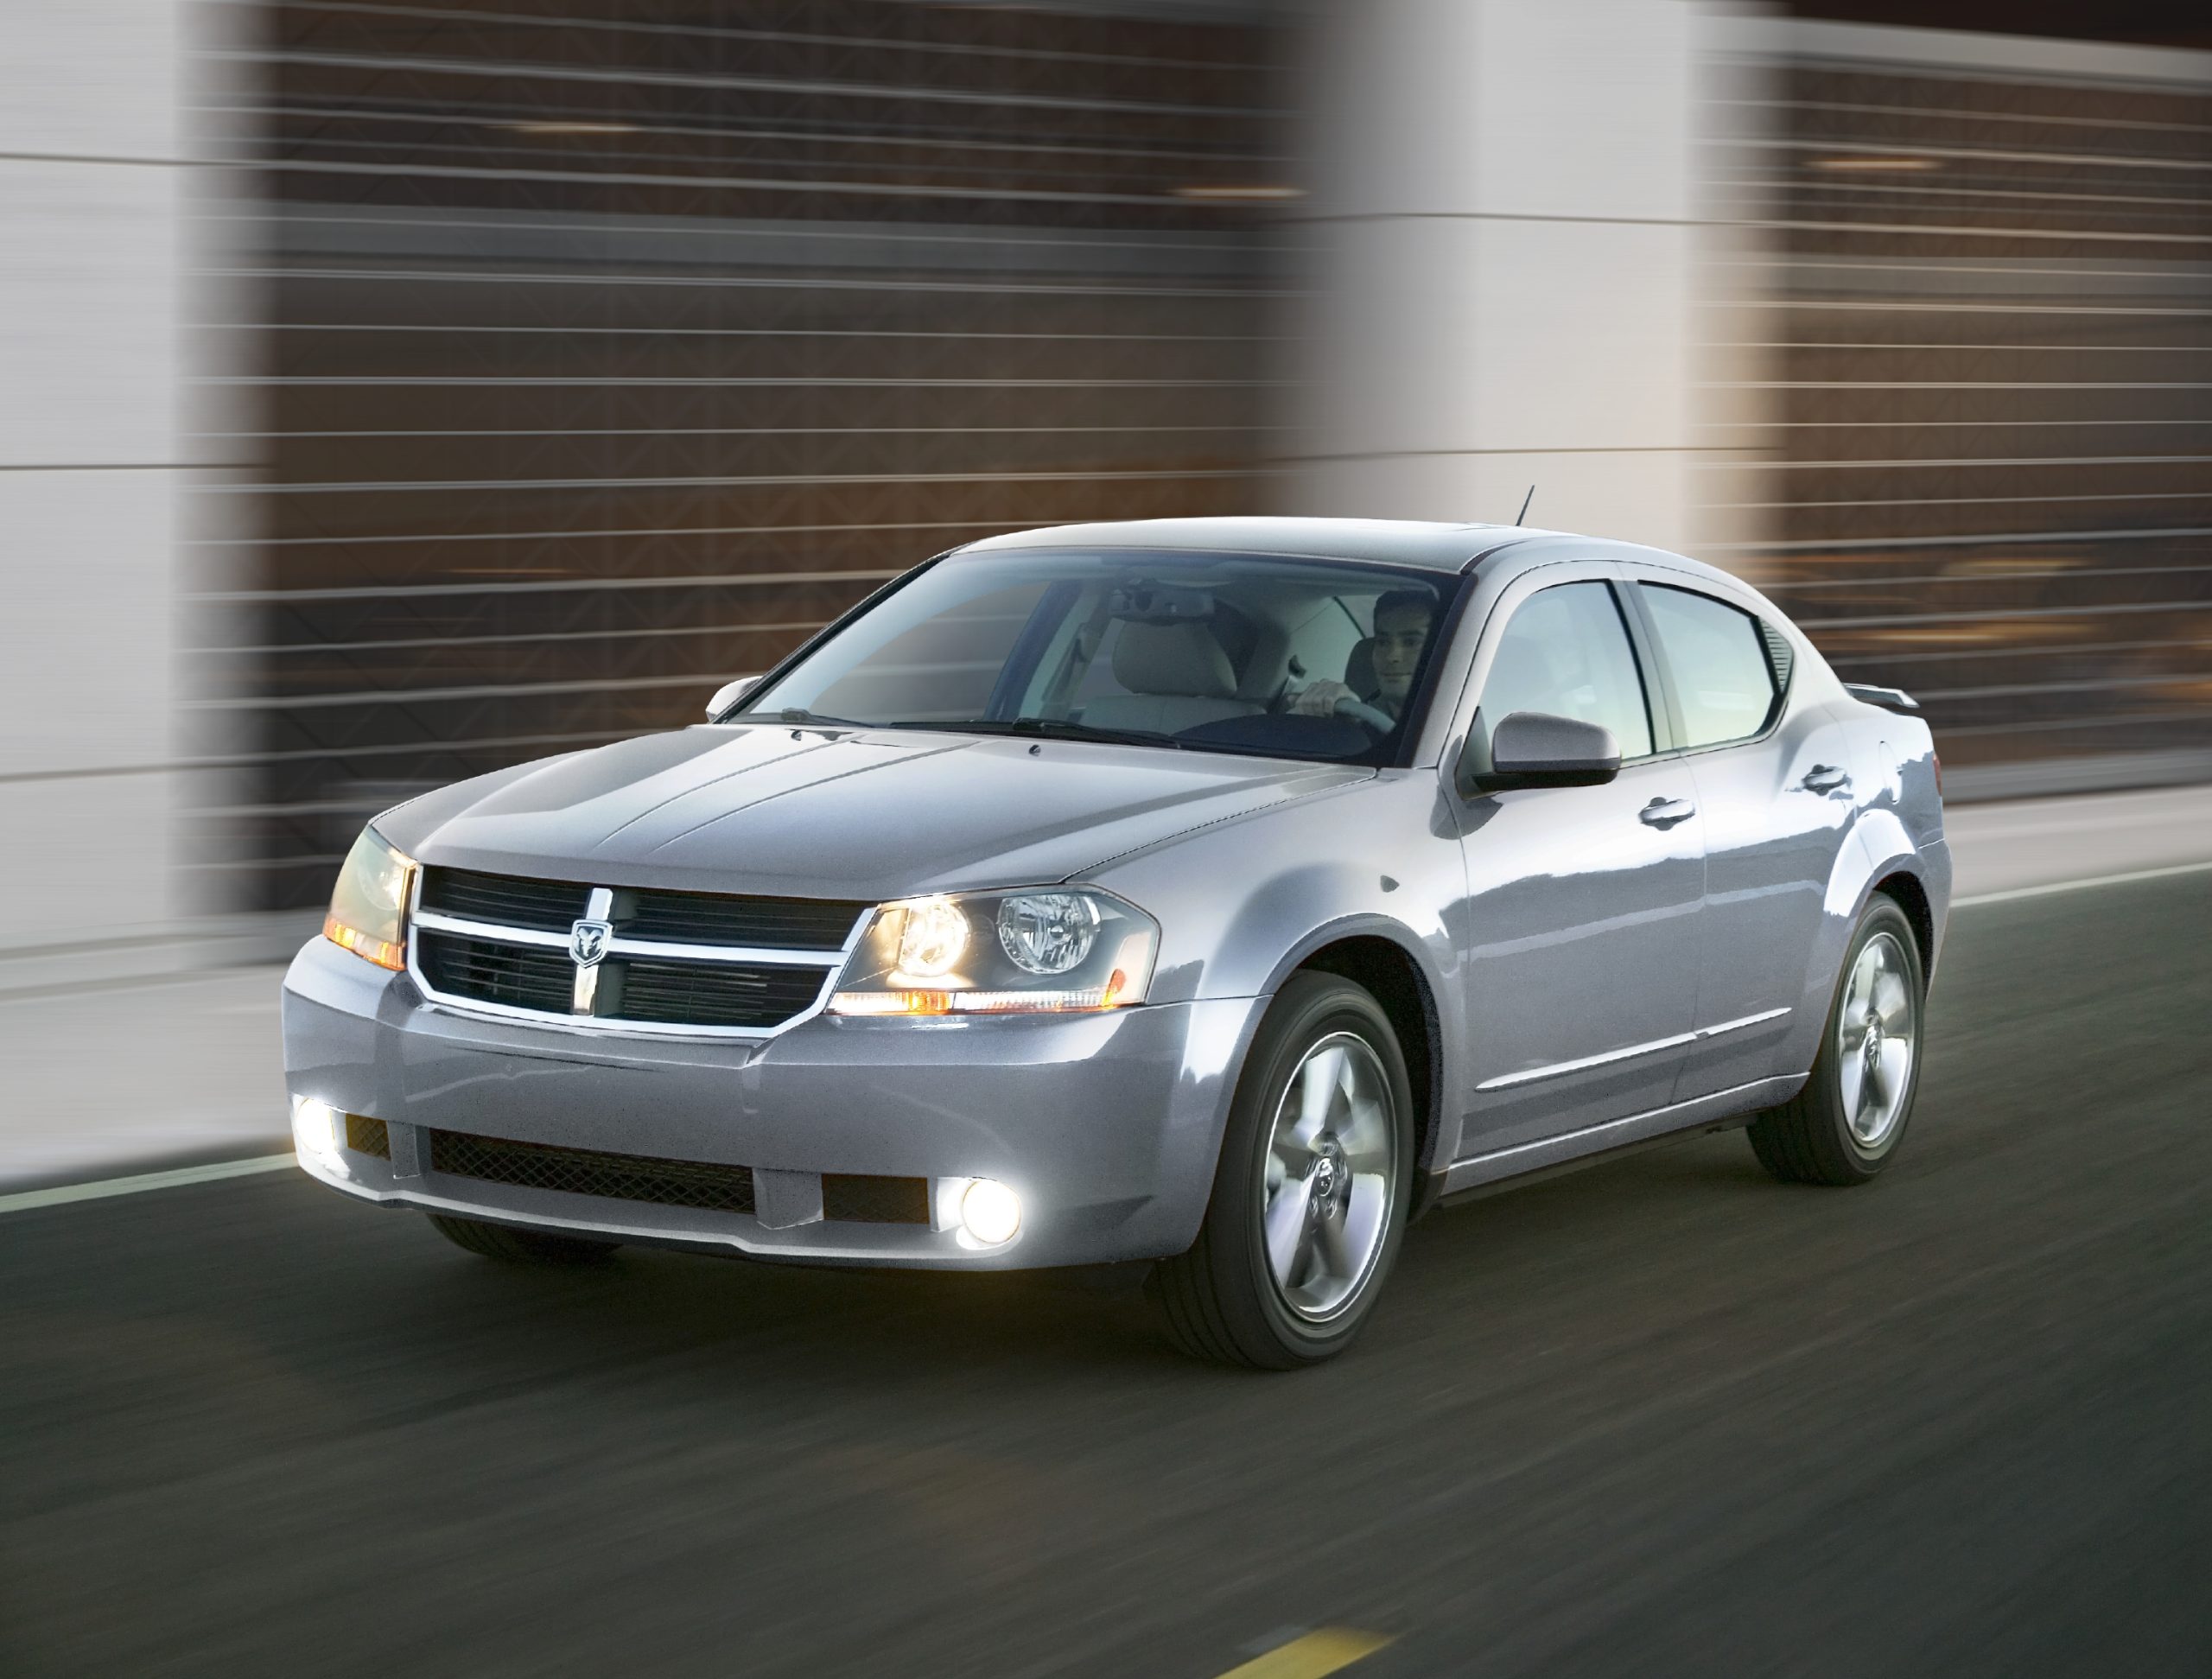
left=954, top=516, right=1526, bottom=574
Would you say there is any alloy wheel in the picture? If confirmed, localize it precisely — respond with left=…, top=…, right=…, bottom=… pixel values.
left=1837, top=931, right=1916, bottom=1152
left=1260, top=1032, right=1398, bottom=1321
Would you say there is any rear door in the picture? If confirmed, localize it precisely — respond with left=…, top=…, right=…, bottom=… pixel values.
left=1450, top=569, right=1707, bottom=1159
left=1627, top=576, right=1856, bottom=1101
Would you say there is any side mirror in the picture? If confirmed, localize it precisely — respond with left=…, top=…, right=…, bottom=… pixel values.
left=1459, top=710, right=1620, bottom=796
left=705, top=676, right=758, bottom=720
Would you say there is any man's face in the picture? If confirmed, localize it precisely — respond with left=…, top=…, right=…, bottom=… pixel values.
left=1371, top=602, right=1433, bottom=705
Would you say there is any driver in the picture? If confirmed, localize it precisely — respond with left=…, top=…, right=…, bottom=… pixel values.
left=1288, top=588, right=1437, bottom=724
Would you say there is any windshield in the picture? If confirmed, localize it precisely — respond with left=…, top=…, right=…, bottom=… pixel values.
left=734, top=548, right=1465, bottom=766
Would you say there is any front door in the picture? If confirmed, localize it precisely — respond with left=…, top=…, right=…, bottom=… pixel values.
left=1453, top=578, right=1707, bottom=1161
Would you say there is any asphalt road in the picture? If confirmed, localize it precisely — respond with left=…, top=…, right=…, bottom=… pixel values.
left=4, top=873, right=2209, bottom=1678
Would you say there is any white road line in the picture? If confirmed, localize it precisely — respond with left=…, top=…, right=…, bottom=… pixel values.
left=0, top=1153, right=296, bottom=1216
left=1955, top=856, right=2212, bottom=908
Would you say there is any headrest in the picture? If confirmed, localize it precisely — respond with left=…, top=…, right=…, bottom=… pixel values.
left=1344, top=637, right=1376, bottom=699
left=1111, top=620, right=1236, bottom=699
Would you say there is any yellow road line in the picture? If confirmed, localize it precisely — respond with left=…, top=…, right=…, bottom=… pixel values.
left=1216, top=1628, right=1393, bottom=1679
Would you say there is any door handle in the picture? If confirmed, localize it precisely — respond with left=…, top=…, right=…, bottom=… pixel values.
left=1800, top=764, right=1851, bottom=794
left=1639, top=797, right=1696, bottom=829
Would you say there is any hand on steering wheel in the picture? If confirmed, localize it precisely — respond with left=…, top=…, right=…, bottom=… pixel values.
left=1332, top=693, right=1398, bottom=734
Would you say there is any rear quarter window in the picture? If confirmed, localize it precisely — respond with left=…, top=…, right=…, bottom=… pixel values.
left=1638, top=584, right=1781, bottom=748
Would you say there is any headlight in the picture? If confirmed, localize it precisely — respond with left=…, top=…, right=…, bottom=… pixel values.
left=830, top=888, right=1156, bottom=1016
left=324, top=826, right=415, bottom=970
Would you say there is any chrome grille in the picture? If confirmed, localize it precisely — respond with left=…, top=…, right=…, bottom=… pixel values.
left=417, top=929, right=580, bottom=1015
left=408, top=870, right=864, bottom=1036
left=419, top=868, right=591, bottom=932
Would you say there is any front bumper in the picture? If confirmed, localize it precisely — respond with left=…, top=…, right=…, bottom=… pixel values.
left=281, top=935, right=1261, bottom=1269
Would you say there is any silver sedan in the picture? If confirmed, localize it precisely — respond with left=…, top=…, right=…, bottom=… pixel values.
left=283, top=518, right=1948, bottom=1366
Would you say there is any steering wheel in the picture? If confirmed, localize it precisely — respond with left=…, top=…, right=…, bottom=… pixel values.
left=1333, top=694, right=1398, bottom=735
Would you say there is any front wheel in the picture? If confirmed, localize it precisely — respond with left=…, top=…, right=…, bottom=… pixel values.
left=1747, top=894, right=1926, bottom=1186
left=1149, top=972, right=1414, bottom=1369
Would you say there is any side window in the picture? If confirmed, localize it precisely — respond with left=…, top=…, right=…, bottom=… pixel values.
left=1637, top=584, right=1780, bottom=748
left=1479, top=582, right=1654, bottom=759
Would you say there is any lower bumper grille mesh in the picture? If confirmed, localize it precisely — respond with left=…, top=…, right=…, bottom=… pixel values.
left=426, top=1129, right=756, bottom=1214
left=822, top=1173, right=932, bottom=1225
left=344, top=1114, right=391, bottom=1159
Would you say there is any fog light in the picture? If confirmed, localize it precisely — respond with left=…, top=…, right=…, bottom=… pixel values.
left=959, top=1178, right=1021, bottom=1246
left=291, top=1094, right=343, bottom=1170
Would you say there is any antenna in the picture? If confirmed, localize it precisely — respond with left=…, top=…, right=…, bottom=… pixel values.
left=1514, top=485, right=1535, bottom=527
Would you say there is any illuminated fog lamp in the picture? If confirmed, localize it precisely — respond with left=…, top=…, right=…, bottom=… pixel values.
left=959, top=1178, right=1022, bottom=1246
left=290, top=1094, right=344, bottom=1170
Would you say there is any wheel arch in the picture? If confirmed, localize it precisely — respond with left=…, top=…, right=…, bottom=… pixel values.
left=1279, top=927, right=1446, bottom=1211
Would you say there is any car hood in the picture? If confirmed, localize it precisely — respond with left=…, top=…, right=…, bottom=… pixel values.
left=378, top=723, right=1369, bottom=901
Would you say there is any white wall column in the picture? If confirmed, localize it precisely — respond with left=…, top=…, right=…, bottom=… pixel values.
left=0, top=2, right=186, bottom=980
left=1287, top=0, right=1747, bottom=551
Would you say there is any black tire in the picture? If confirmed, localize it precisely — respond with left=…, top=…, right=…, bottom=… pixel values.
left=427, top=1213, right=618, bottom=1264
left=1748, top=894, right=1926, bottom=1186
left=1149, top=972, right=1415, bottom=1369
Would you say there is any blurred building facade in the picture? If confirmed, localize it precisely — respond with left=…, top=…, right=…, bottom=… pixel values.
left=2, top=0, right=2208, bottom=976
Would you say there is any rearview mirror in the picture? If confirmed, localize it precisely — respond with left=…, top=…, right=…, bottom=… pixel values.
left=705, top=676, right=758, bottom=720
left=1459, top=710, right=1621, bottom=796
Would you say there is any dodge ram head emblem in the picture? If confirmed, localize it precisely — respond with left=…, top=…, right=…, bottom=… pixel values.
left=569, top=919, right=612, bottom=967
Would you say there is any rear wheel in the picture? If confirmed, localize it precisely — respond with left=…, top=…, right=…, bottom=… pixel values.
left=1149, top=972, right=1414, bottom=1369
left=428, top=1213, right=618, bottom=1264
left=1748, top=894, right=1925, bottom=1186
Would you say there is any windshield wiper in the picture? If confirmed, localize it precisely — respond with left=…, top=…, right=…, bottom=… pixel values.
left=886, top=716, right=1186, bottom=751
left=728, top=707, right=869, bottom=728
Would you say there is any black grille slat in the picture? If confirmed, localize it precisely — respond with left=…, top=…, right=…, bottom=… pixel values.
left=609, top=957, right=827, bottom=1028
left=621, top=890, right=865, bottom=951
left=427, top=1129, right=756, bottom=1214
left=420, top=868, right=591, bottom=932
left=417, top=929, right=576, bottom=1013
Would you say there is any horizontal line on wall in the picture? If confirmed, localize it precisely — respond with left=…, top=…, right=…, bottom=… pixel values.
left=0, top=463, right=190, bottom=473
left=1287, top=211, right=1697, bottom=227
left=234, top=47, right=1278, bottom=122
left=219, top=266, right=1291, bottom=300
left=1827, top=636, right=2212, bottom=667
left=242, top=103, right=1287, bottom=170
left=192, top=567, right=903, bottom=605
left=183, top=517, right=1114, bottom=552
left=1762, top=562, right=2212, bottom=591
left=1719, top=92, right=2212, bottom=142
left=207, top=375, right=1286, bottom=390
left=1746, top=215, right=2212, bottom=246
left=0, top=150, right=188, bottom=168
left=1719, top=380, right=2212, bottom=391
left=1796, top=599, right=2207, bottom=630
left=1738, top=489, right=2212, bottom=511
left=257, top=152, right=1279, bottom=210
left=195, top=671, right=753, bottom=712
left=217, top=470, right=1256, bottom=494
left=1931, top=709, right=2212, bottom=739
left=1279, top=446, right=1735, bottom=462
left=1736, top=301, right=2212, bottom=317
left=204, top=423, right=1288, bottom=441
left=275, top=0, right=1275, bottom=75
left=245, top=322, right=1286, bottom=342
left=1707, top=523, right=2212, bottom=553
left=1732, top=455, right=2212, bottom=470
left=1907, top=671, right=2209, bottom=704
left=209, top=619, right=823, bottom=658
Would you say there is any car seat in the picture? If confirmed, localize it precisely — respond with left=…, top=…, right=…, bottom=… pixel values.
left=1077, top=620, right=1263, bottom=735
